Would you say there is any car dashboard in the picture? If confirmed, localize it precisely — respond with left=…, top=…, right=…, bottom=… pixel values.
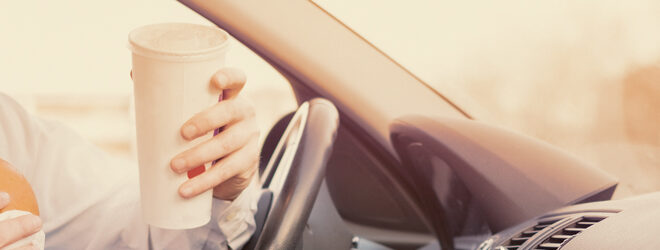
left=481, top=192, right=660, bottom=250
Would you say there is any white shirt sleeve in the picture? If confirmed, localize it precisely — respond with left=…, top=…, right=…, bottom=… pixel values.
left=0, top=93, right=259, bottom=250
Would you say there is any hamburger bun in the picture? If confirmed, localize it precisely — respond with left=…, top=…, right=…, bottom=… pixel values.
left=0, top=158, right=39, bottom=215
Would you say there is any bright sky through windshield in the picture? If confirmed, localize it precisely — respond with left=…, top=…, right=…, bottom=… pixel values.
left=314, top=0, right=660, bottom=198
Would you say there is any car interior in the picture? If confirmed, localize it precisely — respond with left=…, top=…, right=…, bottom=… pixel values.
left=178, top=1, right=660, bottom=250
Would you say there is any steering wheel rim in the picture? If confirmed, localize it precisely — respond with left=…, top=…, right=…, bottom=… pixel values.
left=252, top=98, right=339, bottom=249
left=259, top=102, right=309, bottom=191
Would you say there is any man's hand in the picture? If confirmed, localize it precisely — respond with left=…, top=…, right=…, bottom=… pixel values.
left=168, top=68, right=259, bottom=201
left=0, top=192, right=42, bottom=250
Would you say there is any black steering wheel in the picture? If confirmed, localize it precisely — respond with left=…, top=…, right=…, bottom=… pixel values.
left=244, top=98, right=339, bottom=250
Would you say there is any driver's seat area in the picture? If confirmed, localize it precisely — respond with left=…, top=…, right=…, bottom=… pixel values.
left=243, top=98, right=353, bottom=250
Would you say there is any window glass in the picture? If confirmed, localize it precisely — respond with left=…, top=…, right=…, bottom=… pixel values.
left=314, top=0, right=660, bottom=198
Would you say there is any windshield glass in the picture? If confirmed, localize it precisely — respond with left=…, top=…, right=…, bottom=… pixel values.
left=314, top=0, right=660, bottom=198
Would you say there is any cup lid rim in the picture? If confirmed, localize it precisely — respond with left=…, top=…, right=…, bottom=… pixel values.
left=128, top=23, right=230, bottom=61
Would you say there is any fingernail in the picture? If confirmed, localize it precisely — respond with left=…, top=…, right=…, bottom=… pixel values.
left=182, top=124, right=198, bottom=139
left=215, top=73, right=229, bottom=87
left=28, top=215, right=42, bottom=230
left=180, top=186, right=193, bottom=198
left=0, top=192, right=9, bottom=205
left=171, top=158, right=186, bottom=173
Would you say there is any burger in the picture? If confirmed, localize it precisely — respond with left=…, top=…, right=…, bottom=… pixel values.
left=0, top=158, right=39, bottom=215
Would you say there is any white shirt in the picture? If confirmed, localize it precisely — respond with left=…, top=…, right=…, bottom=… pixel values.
left=0, top=93, right=259, bottom=250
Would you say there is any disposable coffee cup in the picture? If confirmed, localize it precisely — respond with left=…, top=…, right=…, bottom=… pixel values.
left=128, top=23, right=229, bottom=229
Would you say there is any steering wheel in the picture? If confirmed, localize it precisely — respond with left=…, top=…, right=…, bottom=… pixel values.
left=244, top=98, right=339, bottom=250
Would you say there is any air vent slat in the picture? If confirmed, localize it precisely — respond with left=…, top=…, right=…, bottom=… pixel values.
left=522, top=230, right=540, bottom=236
left=550, top=235, right=572, bottom=239
left=576, top=221, right=597, bottom=228
left=538, top=242, right=562, bottom=249
left=510, top=237, right=530, bottom=244
left=563, top=228, right=585, bottom=235
left=548, top=235, right=572, bottom=242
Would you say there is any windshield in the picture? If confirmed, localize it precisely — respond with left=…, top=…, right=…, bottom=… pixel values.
left=314, top=0, right=660, bottom=198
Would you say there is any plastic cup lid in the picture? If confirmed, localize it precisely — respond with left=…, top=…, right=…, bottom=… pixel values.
left=128, top=23, right=229, bottom=62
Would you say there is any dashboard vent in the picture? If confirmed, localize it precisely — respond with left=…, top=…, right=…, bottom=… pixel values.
left=500, top=219, right=559, bottom=250
left=531, top=216, right=606, bottom=250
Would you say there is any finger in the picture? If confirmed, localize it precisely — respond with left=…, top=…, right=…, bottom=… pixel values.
left=171, top=118, right=258, bottom=174
left=211, top=68, right=246, bottom=100
left=0, top=192, right=9, bottom=209
left=179, top=136, right=259, bottom=199
left=0, top=214, right=42, bottom=248
left=180, top=97, right=255, bottom=140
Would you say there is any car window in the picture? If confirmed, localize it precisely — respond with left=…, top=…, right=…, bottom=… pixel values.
left=0, top=0, right=298, bottom=161
left=314, top=0, right=660, bottom=198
